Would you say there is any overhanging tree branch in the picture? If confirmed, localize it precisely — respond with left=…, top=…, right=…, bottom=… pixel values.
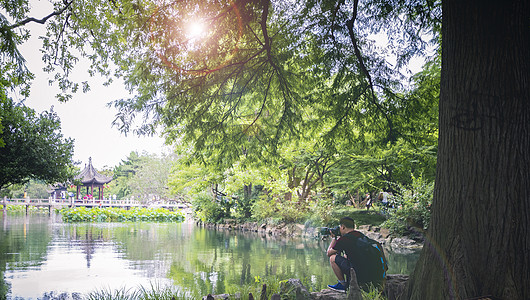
left=9, top=0, right=73, bottom=29
left=346, top=0, right=395, bottom=143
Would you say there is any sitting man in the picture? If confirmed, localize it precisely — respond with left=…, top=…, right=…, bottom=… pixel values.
left=327, top=217, right=387, bottom=292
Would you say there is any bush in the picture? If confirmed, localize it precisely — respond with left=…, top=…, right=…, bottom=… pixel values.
left=251, top=196, right=307, bottom=224
left=381, top=176, right=434, bottom=235
left=191, top=192, right=226, bottom=223
left=305, top=194, right=334, bottom=227
left=251, top=195, right=277, bottom=221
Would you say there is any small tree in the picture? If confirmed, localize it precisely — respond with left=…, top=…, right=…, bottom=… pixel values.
left=0, top=96, right=75, bottom=192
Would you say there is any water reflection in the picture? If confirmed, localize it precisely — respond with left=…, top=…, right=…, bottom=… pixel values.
left=0, top=213, right=419, bottom=299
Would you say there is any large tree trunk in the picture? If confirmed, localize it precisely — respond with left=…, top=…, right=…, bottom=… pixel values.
left=407, top=0, right=529, bottom=299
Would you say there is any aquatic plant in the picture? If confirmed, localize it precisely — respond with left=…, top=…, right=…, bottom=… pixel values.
left=0, top=205, right=49, bottom=213
left=59, top=207, right=185, bottom=223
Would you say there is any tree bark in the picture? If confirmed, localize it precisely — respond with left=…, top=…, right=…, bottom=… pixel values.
left=407, top=0, right=530, bottom=299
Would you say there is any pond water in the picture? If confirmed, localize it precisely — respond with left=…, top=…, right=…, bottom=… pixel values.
left=0, top=212, right=419, bottom=299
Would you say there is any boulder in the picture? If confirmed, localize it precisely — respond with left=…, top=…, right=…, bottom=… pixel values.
left=379, top=228, right=391, bottom=239
left=365, top=232, right=383, bottom=241
left=390, top=237, right=422, bottom=253
left=202, top=293, right=230, bottom=300
left=357, top=225, right=372, bottom=232
left=310, top=288, right=347, bottom=300
left=279, top=279, right=311, bottom=300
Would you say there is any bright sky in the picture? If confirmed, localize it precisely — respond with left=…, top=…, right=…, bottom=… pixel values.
left=13, top=1, right=169, bottom=170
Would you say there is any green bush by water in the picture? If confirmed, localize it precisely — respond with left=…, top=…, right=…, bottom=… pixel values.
left=59, top=207, right=185, bottom=223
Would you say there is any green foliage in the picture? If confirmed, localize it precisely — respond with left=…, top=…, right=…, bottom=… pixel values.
left=327, top=141, right=437, bottom=195
left=59, top=207, right=185, bottom=223
left=107, top=152, right=176, bottom=202
left=251, top=196, right=278, bottom=222
left=86, top=283, right=190, bottom=300
left=0, top=97, right=75, bottom=191
left=360, top=283, right=387, bottom=300
left=305, top=193, right=335, bottom=227
left=315, top=206, right=387, bottom=229
left=0, top=205, right=49, bottom=213
left=381, top=176, right=434, bottom=235
left=127, top=153, right=176, bottom=201
left=4, top=179, right=50, bottom=199
left=190, top=192, right=225, bottom=223
left=251, top=196, right=308, bottom=224
left=1, top=0, right=440, bottom=238
left=85, top=287, right=138, bottom=300
left=109, top=152, right=147, bottom=200
left=168, top=153, right=223, bottom=199
left=86, top=277, right=283, bottom=300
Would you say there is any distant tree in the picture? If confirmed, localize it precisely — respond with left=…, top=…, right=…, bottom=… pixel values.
left=128, top=153, right=176, bottom=202
left=110, top=151, right=143, bottom=199
left=6, top=180, right=50, bottom=199
left=0, top=96, right=75, bottom=192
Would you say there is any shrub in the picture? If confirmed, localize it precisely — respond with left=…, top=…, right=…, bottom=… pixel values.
left=251, top=196, right=307, bottom=224
left=250, top=195, right=277, bottom=221
left=191, top=192, right=225, bottom=223
left=305, top=194, right=334, bottom=227
left=381, top=175, right=434, bottom=235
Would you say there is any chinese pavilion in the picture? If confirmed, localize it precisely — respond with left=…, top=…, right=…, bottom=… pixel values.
left=75, top=157, right=113, bottom=200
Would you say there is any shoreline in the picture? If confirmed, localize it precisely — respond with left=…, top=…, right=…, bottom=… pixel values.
left=200, top=220, right=424, bottom=253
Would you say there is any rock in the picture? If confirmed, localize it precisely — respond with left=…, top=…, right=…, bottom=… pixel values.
left=390, top=237, right=422, bottom=253
left=365, top=232, right=383, bottom=241
left=347, top=268, right=362, bottom=300
left=379, top=228, right=391, bottom=239
left=310, top=288, right=347, bottom=300
left=357, top=225, right=371, bottom=231
left=279, top=279, right=311, bottom=300
left=384, top=274, right=409, bottom=300
left=202, top=293, right=230, bottom=300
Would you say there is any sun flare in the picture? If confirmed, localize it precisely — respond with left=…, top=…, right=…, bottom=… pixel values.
left=187, top=20, right=205, bottom=39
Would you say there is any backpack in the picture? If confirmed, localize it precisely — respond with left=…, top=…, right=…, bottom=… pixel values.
left=353, top=232, right=389, bottom=282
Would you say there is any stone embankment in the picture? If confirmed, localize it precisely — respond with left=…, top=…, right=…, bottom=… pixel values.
left=202, top=221, right=423, bottom=253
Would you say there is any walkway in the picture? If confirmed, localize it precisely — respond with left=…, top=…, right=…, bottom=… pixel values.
left=1, top=198, right=189, bottom=211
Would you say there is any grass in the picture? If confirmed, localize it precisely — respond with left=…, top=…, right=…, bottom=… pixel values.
left=84, top=280, right=387, bottom=300
left=85, top=283, right=191, bottom=300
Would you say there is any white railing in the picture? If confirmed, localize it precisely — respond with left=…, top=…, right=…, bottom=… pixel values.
left=2, top=198, right=188, bottom=208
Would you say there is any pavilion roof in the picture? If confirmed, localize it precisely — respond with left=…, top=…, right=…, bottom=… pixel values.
left=75, top=157, right=113, bottom=185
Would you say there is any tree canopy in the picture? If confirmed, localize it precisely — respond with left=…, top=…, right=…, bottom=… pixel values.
left=1, top=0, right=440, bottom=162
left=0, top=95, right=75, bottom=191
